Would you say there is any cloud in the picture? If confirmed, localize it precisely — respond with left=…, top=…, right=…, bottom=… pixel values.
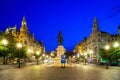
left=106, top=6, right=120, bottom=18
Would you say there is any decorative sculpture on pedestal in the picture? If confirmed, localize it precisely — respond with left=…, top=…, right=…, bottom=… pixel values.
left=56, top=31, right=65, bottom=56
left=57, top=31, right=63, bottom=46
left=54, top=31, right=66, bottom=67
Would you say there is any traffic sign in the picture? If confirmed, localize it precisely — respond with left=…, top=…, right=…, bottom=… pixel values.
left=61, top=54, right=66, bottom=59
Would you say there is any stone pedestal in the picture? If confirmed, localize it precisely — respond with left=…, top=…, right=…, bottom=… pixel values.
left=54, top=45, right=66, bottom=66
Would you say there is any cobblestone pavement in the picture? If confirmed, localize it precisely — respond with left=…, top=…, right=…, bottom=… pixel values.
left=0, top=63, right=120, bottom=80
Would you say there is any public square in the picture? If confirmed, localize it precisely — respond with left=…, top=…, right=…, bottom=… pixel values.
left=0, top=63, right=120, bottom=80
left=0, top=0, right=120, bottom=80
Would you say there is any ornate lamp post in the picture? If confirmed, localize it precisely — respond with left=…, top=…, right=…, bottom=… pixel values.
left=27, top=49, right=33, bottom=62
left=17, top=43, right=22, bottom=68
left=36, top=51, right=40, bottom=65
left=113, top=42, right=119, bottom=65
left=84, top=52, right=87, bottom=65
left=89, top=50, right=93, bottom=62
left=104, top=45, right=110, bottom=69
left=77, top=53, right=80, bottom=58
left=2, top=39, right=8, bottom=64
left=76, top=53, right=80, bottom=63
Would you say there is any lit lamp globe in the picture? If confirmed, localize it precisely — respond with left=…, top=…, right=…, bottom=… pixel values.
left=114, top=42, right=119, bottom=48
left=42, top=54, right=45, bottom=57
left=90, top=50, right=93, bottom=54
left=27, top=49, right=33, bottom=54
left=77, top=53, right=80, bottom=58
left=104, top=45, right=110, bottom=50
left=36, top=51, right=40, bottom=55
left=84, top=52, right=87, bottom=56
left=50, top=53, right=54, bottom=56
left=31, top=50, right=33, bottom=53
left=2, top=39, right=8, bottom=45
left=73, top=56, right=75, bottom=58
left=27, top=49, right=33, bottom=61
left=17, top=43, right=22, bottom=48
left=46, top=55, right=49, bottom=58
left=27, top=49, right=31, bottom=53
left=89, top=50, right=93, bottom=59
left=49, top=56, right=51, bottom=59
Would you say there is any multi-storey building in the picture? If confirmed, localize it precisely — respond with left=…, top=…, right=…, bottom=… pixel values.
left=74, top=17, right=120, bottom=62
left=5, top=17, right=45, bottom=55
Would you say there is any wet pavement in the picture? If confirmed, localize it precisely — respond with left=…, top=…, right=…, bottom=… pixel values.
left=0, top=63, right=120, bottom=80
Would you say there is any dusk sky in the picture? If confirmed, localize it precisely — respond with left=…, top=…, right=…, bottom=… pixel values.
left=0, top=0, right=120, bottom=52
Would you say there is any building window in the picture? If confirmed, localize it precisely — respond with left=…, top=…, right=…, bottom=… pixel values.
left=24, top=41, right=27, bottom=44
left=92, top=39, right=96, bottom=42
left=98, top=33, right=100, bottom=36
left=111, top=38, right=114, bottom=41
left=98, top=39, right=101, bottom=42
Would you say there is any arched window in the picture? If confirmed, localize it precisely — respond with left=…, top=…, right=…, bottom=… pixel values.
left=24, top=41, right=27, bottom=44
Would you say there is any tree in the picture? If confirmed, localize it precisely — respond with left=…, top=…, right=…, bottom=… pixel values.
left=0, top=33, right=27, bottom=64
left=15, top=47, right=27, bottom=58
left=109, top=47, right=120, bottom=65
left=99, top=48, right=111, bottom=69
left=99, top=47, right=120, bottom=67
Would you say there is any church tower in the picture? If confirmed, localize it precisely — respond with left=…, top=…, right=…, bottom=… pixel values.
left=92, top=17, right=99, bottom=32
left=19, top=17, right=29, bottom=45
left=118, top=25, right=120, bottom=36
left=118, top=25, right=120, bottom=42
left=20, top=17, right=29, bottom=34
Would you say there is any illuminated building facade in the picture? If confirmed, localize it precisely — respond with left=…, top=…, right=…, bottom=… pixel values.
left=74, top=17, right=120, bottom=62
left=5, top=17, right=45, bottom=55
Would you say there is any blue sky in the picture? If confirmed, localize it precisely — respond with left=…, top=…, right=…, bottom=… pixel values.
left=0, top=0, right=120, bottom=51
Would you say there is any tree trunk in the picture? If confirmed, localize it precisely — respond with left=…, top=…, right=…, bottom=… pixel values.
left=106, top=61, right=109, bottom=69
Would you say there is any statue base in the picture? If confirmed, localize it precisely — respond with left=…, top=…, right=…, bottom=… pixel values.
left=53, top=45, right=66, bottom=67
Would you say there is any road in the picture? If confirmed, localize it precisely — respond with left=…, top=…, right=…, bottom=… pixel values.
left=0, top=63, right=120, bottom=80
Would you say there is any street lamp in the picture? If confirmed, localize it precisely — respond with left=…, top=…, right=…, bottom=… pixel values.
left=2, top=39, right=8, bottom=64
left=84, top=52, right=87, bottom=65
left=89, top=50, right=93, bottom=62
left=76, top=53, right=80, bottom=63
left=27, top=49, right=33, bottom=62
left=104, top=45, right=110, bottom=69
left=89, top=50, right=93, bottom=58
left=36, top=51, right=40, bottom=65
left=77, top=53, right=80, bottom=58
left=17, top=43, right=22, bottom=68
left=113, top=42, right=119, bottom=66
